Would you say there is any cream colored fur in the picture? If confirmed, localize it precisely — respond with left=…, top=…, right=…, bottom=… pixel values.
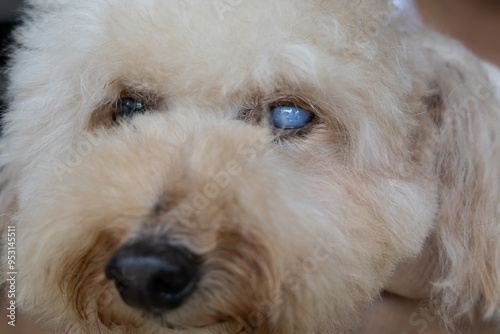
left=1, top=0, right=499, bottom=333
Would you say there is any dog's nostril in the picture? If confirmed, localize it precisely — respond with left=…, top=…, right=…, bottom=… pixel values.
left=105, top=241, right=199, bottom=311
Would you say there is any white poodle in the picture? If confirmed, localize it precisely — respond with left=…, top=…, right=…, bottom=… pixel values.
left=1, top=0, right=500, bottom=333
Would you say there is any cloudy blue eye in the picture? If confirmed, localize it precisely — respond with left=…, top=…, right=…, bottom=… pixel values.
left=270, top=105, right=313, bottom=129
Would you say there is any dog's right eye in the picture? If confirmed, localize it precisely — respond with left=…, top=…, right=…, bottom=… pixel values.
left=115, top=97, right=146, bottom=119
left=270, top=105, right=313, bottom=129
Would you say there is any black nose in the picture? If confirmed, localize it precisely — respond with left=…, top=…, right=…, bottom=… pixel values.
left=105, top=240, right=199, bottom=311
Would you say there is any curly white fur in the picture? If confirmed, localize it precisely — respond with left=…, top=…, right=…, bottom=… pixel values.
left=1, top=0, right=500, bottom=333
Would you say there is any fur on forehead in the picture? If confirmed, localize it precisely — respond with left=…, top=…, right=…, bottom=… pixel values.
left=4, top=0, right=417, bottom=181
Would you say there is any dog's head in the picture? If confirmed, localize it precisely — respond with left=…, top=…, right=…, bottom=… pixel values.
left=1, top=0, right=499, bottom=333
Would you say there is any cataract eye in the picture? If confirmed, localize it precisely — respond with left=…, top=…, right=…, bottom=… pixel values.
left=116, top=97, right=146, bottom=119
left=270, top=105, right=313, bottom=129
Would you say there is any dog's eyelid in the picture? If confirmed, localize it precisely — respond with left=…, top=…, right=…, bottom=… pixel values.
left=115, top=87, right=165, bottom=115
left=89, top=91, right=165, bottom=128
left=265, top=92, right=318, bottom=111
left=118, top=90, right=163, bottom=108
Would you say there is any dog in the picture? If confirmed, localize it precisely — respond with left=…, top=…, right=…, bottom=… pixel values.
left=1, top=0, right=500, bottom=333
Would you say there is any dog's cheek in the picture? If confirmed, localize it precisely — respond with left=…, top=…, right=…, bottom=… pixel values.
left=10, top=133, right=170, bottom=327
left=60, top=229, right=140, bottom=328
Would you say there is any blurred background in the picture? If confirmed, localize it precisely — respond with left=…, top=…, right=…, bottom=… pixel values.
left=418, top=0, right=500, bottom=65
left=0, top=0, right=500, bottom=333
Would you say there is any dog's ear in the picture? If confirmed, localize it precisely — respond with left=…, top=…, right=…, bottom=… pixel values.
left=424, top=38, right=500, bottom=321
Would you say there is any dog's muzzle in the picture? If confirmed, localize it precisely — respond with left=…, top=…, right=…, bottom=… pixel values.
left=105, top=239, right=199, bottom=312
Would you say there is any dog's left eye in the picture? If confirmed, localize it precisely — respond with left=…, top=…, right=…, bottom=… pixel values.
left=270, top=105, right=313, bottom=129
left=115, top=97, right=146, bottom=119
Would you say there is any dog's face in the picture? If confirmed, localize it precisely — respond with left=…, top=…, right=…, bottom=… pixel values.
left=4, top=0, right=484, bottom=333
